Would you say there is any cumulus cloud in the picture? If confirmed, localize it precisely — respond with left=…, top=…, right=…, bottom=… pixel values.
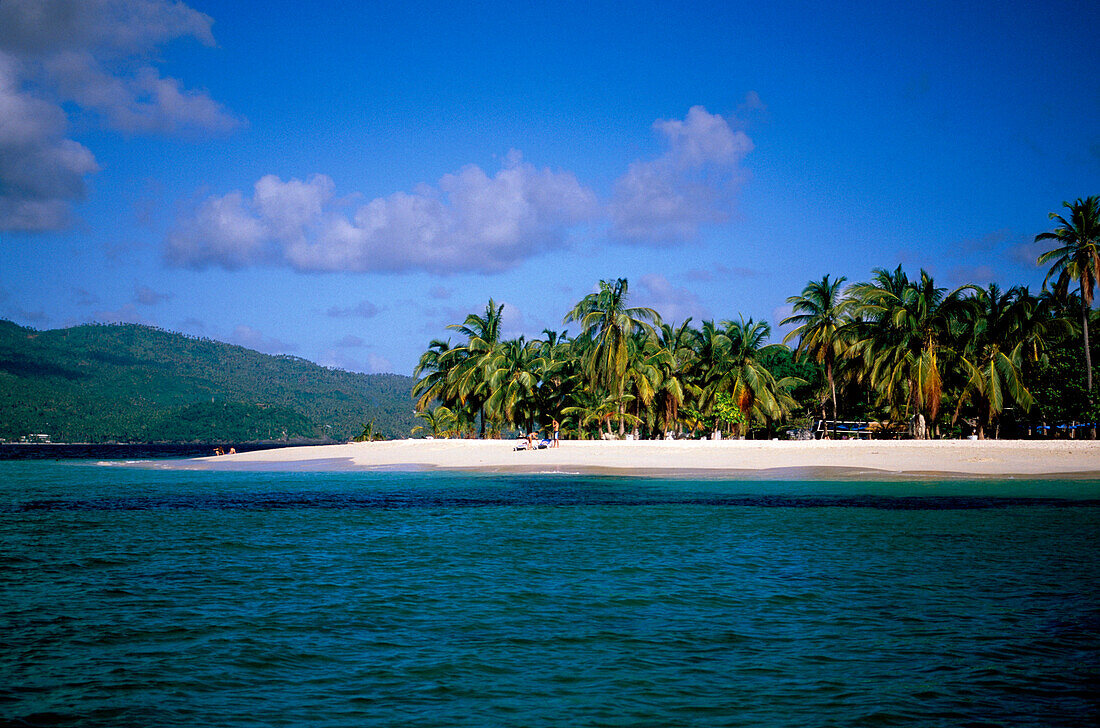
left=0, top=0, right=239, bottom=231
left=166, top=152, right=598, bottom=274
left=609, top=106, right=753, bottom=245
left=635, top=274, right=710, bottom=325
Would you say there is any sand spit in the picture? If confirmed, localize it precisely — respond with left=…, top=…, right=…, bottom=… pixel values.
left=158, top=439, right=1100, bottom=479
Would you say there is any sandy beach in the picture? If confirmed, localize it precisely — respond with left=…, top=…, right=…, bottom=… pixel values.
left=168, top=439, right=1100, bottom=479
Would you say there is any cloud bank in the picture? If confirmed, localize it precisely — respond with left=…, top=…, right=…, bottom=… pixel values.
left=0, top=0, right=239, bottom=231
left=166, top=105, right=754, bottom=274
left=609, top=106, right=753, bottom=244
left=167, top=152, right=599, bottom=274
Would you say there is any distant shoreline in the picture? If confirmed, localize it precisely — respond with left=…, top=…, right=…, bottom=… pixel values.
left=0, top=442, right=316, bottom=461
left=150, top=439, right=1100, bottom=480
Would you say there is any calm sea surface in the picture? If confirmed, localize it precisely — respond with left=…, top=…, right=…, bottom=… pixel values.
left=2, top=460, right=1098, bottom=727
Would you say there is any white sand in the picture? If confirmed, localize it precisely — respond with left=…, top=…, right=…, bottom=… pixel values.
left=179, top=439, right=1100, bottom=478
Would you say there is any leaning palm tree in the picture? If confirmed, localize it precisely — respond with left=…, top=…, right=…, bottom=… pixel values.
left=564, top=278, right=660, bottom=435
left=412, top=338, right=454, bottom=411
left=1036, top=196, right=1100, bottom=400
left=781, top=274, right=852, bottom=421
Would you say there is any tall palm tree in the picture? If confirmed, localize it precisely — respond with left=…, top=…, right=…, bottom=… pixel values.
left=412, top=338, right=454, bottom=411
left=1036, top=196, right=1100, bottom=399
left=781, top=274, right=852, bottom=421
left=719, top=318, right=794, bottom=428
left=564, top=279, right=660, bottom=435
left=447, top=299, right=506, bottom=437
left=649, top=319, right=697, bottom=438
left=849, top=268, right=975, bottom=436
left=485, top=337, right=543, bottom=432
left=953, top=284, right=1034, bottom=438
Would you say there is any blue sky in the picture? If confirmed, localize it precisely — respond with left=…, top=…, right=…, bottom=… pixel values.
left=1, top=0, right=1097, bottom=375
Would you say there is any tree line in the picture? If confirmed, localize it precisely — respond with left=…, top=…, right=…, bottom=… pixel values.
left=412, top=197, right=1100, bottom=440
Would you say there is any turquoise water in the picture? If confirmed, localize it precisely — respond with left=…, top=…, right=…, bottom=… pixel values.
left=2, top=461, right=1098, bottom=727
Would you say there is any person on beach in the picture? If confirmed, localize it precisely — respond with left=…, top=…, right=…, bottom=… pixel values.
left=552, top=419, right=560, bottom=448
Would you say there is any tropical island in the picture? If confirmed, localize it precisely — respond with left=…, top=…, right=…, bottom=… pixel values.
left=408, top=197, right=1100, bottom=443
left=166, top=198, right=1100, bottom=478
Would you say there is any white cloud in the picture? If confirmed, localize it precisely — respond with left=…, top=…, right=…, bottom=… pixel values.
left=0, top=0, right=238, bottom=231
left=635, top=274, right=710, bottom=325
left=166, top=152, right=598, bottom=274
left=0, top=53, right=98, bottom=230
left=609, top=106, right=753, bottom=245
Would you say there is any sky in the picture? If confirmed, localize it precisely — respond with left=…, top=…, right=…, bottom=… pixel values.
left=1, top=0, right=1098, bottom=375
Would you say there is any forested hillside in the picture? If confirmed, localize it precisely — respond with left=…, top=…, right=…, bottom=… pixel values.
left=0, top=320, right=415, bottom=442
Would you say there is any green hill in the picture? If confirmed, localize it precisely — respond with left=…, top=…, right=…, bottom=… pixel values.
left=0, top=320, right=416, bottom=443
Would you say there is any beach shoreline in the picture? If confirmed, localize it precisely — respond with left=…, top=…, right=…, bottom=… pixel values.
left=150, top=439, right=1100, bottom=480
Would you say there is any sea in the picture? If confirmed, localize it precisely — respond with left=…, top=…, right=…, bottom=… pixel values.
left=2, top=455, right=1098, bottom=727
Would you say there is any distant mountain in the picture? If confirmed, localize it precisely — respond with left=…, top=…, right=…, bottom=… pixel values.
left=0, top=320, right=416, bottom=443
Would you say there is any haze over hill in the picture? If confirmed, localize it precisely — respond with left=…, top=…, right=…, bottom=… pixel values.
left=0, top=320, right=415, bottom=443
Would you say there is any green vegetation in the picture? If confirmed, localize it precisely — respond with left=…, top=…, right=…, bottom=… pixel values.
left=0, top=321, right=415, bottom=442
left=412, top=197, right=1100, bottom=440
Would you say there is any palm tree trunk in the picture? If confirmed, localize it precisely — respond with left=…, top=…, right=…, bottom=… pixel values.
left=827, top=358, right=837, bottom=421
left=1084, top=293, right=1094, bottom=393
left=1082, top=297, right=1096, bottom=439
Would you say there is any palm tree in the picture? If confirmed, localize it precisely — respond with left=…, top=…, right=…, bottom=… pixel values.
left=649, top=320, right=697, bottom=438
left=719, top=318, right=796, bottom=430
left=447, top=299, right=506, bottom=437
left=485, top=337, right=543, bottom=432
left=953, top=285, right=1034, bottom=438
left=412, top=338, right=454, bottom=411
left=692, top=317, right=793, bottom=437
left=564, top=279, right=660, bottom=436
left=621, top=330, right=660, bottom=437
left=1036, top=196, right=1100, bottom=402
left=412, top=406, right=455, bottom=438
left=849, top=268, right=976, bottom=436
left=781, top=274, right=852, bottom=421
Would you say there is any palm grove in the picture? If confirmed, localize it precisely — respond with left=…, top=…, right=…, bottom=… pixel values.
left=412, top=197, right=1100, bottom=440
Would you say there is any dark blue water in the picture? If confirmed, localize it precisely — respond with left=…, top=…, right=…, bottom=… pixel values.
left=3, top=461, right=1098, bottom=727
